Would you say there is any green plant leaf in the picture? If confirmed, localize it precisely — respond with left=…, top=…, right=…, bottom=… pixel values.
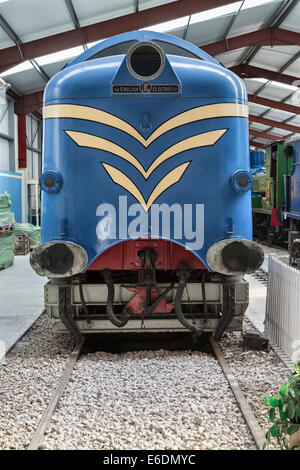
left=269, top=408, right=276, bottom=421
left=294, top=363, right=300, bottom=375
left=287, top=403, right=296, bottom=420
left=264, top=394, right=271, bottom=405
left=270, top=425, right=280, bottom=437
left=287, top=424, right=300, bottom=435
left=280, top=384, right=287, bottom=396
left=265, top=431, right=271, bottom=443
left=279, top=410, right=287, bottom=420
left=296, top=406, right=300, bottom=418
left=270, top=397, right=280, bottom=407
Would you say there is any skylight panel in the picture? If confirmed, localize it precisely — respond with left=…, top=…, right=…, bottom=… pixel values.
left=140, top=16, right=189, bottom=33
left=0, top=61, right=34, bottom=77
left=190, top=2, right=241, bottom=24
left=270, top=81, right=300, bottom=91
left=86, top=40, right=105, bottom=49
left=35, top=46, right=85, bottom=66
left=242, top=0, right=278, bottom=9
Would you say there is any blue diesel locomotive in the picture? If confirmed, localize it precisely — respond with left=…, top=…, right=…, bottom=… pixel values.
left=30, top=31, right=264, bottom=343
left=283, top=138, right=300, bottom=264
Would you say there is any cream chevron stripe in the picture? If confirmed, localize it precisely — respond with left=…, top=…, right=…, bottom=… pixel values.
left=44, top=103, right=248, bottom=147
left=44, top=104, right=145, bottom=145
left=65, top=130, right=147, bottom=177
left=102, top=162, right=190, bottom=212
left=146, top=129, right=227, bottom=176
left=146, top=103, right=248, bottom=146
left=65, top=129, right=227, bottom=179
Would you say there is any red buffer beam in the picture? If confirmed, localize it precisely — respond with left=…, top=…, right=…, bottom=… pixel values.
left=0, top=0, right=235, bottom=73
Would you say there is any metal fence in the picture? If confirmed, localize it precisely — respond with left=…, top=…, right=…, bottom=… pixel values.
left=265, top=255, right=300, bottom=364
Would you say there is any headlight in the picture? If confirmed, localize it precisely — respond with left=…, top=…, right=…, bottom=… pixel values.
left=40, top=171, right=63, bottom=193
left=206, top=238, right=264, bottom=275
left=231, top=170, right=253, bottom=192
left=30, top=241, right=88, bottom=277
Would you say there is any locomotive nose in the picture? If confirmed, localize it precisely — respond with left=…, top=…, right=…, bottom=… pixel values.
left=126, top=41, right=165, bottom=80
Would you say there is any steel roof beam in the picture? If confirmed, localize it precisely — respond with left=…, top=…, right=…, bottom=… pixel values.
left=249, top=114, right=300, bottom=134
left=64, top=0, right=88, bottom=51
left=65, top=0, right=80, bottom=29
left=202, top=27, right=300, bottom=56
left=222, top=0, right=245, bottom=40
left=241, top=0, right=293, bottom=64
left=250, top=141, right=266, bottom=149
left=248, top=93, right=300, bottom=115
left=249, top=128, right=284, bottom=141
left=14, top=90, right=44, bottom=115
left=230, top=64, right=299, bottom=86
left=0, top=0, right=235, bottom=73
left=0, top=13, right=49, bottom=81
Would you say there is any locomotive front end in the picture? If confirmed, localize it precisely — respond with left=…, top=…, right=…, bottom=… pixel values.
left=31, top=31, right=263, bottom=342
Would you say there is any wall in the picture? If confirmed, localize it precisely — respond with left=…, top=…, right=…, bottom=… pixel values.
left=0, top=92, right=42, bottom=224
left=0, top=170, right=22, bottom=222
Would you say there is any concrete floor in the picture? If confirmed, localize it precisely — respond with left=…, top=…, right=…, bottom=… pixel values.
left=245, top=275, right=266, bottom=333
left=0, top=254, right=45, bottom=359
left=245, top=245, right=287, bottom=333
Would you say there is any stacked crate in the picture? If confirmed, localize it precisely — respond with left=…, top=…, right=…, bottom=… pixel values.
left=14, top=223, right=41, bottom=250
left=0, top=193, right=14, bottom=270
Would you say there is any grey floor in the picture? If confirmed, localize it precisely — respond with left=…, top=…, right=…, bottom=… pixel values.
left=0, top=254, right=45, bottom=359
left=245, top=274, right=266, bottom=333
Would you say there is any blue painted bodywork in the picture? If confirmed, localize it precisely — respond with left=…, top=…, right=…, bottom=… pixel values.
left=41, top=30, right=251, bottom=271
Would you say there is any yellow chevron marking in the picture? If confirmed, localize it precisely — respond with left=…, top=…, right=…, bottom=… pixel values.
left=146, top=103, right=248, bottom=146
left=65, top=129, right=226, bottom=179
left=102, top=162, right=190, bottom=212
left=44, top=104, right=145, bottom=145
left=146, top=129, right=227, bottom=176
left=44, top=103, right=248, bottom=147
left=65, top=130, right=147, bottom=177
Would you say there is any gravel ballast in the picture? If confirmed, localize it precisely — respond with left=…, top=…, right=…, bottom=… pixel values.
left=0, top=245, right=292, bottom=450
left=0, top=315, right=73, bottom=450
left=0, top=314, right=291, bottom=450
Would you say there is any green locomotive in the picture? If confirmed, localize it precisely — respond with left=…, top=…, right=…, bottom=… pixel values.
left=252, top=141, right=294, bottom=244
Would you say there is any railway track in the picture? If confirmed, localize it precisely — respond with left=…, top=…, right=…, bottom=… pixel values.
left=27, top=340, right=84, bottom=450
left=27, top=335, right=265, bottom=451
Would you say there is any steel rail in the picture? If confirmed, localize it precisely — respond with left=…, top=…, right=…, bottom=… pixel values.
left=27, top=339, right=84, bottom=450
left=209, top=336, right=266, bottom=450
